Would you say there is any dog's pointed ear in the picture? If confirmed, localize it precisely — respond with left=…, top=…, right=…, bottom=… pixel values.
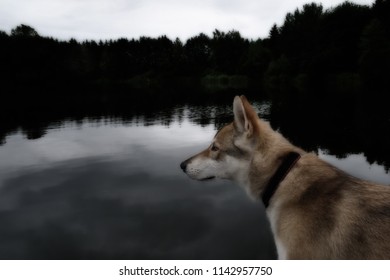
left=233, top=95, right=260, bottom=137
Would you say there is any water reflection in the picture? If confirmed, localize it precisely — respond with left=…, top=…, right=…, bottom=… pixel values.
left=0, top=109, right=276, bottom=259
left=0, top=100, right=389, bottom=259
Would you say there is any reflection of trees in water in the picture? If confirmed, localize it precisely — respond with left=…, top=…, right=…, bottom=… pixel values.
left=0, top=88, right=238, bottom=145
left=1, top=89, right=389, bottom=171
left=270, top=97, right=390, bottom=171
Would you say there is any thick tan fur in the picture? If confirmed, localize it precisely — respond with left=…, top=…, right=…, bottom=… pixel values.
left=181, top=96, right=390, bottom=259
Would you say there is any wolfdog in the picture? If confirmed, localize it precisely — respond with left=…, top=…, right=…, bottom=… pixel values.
left=180, top=95, right=390, bottom=259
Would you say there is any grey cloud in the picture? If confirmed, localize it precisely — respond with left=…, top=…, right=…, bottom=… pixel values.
left=0, top=0, right=376, bottom=41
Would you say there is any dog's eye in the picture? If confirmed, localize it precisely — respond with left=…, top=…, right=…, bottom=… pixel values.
left=211, top=143, right=219, bottom=152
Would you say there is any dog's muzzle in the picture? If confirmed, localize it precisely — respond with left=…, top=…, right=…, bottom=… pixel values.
left=180, top=159, right=215, bottom=181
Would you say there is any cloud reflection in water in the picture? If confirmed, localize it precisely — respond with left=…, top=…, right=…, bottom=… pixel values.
left=0, top=116, right=275, bottom=259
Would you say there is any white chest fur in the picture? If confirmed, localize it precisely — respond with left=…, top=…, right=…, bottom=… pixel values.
left=266, top=204, right=288, bottom=260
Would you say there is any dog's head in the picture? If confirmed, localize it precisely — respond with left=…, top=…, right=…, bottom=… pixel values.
left=180, top=95, right=261, bottom=185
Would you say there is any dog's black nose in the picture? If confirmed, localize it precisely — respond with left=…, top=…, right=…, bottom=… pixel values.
left=180, top=161, right=187, bottom=172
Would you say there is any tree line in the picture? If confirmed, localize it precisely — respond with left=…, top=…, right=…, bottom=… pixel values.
left=1, top=0, right=390, bottom=104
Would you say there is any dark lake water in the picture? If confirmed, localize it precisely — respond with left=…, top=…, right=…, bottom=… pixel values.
left=0, top=99, right=389, bottom=259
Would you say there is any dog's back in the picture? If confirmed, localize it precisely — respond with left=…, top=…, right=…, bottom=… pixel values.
left=270, top=153, right=390, bottom=259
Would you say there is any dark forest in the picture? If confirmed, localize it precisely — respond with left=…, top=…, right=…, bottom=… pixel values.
left=1, top=1, right=389, bottom=101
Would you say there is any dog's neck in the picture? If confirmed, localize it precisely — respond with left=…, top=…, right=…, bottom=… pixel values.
left=261, top=152, right=301, bottom=208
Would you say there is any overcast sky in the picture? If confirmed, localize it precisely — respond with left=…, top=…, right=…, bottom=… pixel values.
left=0, top=0, right=375, bottom=41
